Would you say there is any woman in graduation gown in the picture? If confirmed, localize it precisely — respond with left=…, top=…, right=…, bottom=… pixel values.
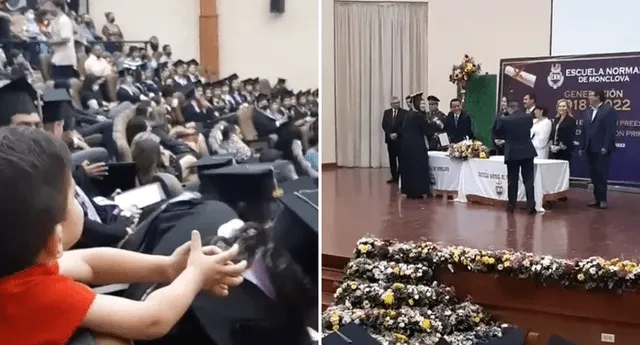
left=182, top=83, right=216, bottom=129
left=209, top=80, right=230, bottom=117
left=399, top=93, right=434, bottom=199
left=115, top=67, right=147, bottom=104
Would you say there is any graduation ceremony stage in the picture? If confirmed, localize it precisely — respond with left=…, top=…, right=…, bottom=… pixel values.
left=321, top=167, right=640, bottom=345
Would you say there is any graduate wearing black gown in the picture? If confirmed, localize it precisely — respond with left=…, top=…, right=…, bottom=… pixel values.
left=399, top=92, right=434, bottom=199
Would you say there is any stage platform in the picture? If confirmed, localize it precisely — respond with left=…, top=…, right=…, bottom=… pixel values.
left=322, top=168, right=640, bottom=345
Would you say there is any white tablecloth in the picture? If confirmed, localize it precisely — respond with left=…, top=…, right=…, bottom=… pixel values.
left=454, top=155, right=570, bottom=212
left=428, top=151, right=463, bottom=192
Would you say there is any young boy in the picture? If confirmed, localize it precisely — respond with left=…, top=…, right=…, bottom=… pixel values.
left=0, top=127, right=248, bottom=344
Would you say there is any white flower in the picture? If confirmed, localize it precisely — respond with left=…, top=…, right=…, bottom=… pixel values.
left=589, top=267, right=597, bottom=275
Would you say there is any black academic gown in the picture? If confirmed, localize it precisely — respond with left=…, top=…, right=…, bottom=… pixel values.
left=116, top=85, right=141, bottom=104
left=184, top=100, right=215, bottom=129
left=253, top=109, right=279, bottom=137
left=124, top=201, right=315, bottom=345
left=143, top=80, right=161, bottom=97
left=399, top=111, right=433, bottom=198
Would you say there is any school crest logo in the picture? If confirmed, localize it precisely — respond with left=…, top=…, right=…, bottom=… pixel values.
left=495, top=179, right=504, bottom=197
left=547, top=63, right=564, bottom=89
left=429, top=171, right=436, bottom=186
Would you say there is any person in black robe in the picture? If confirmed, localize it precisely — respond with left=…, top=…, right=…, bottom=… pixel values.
left=186, top=59, right=203, bottom=84
left=491, top=96, right=509, bottom=155
left=399, top=92, right=434, bottom=199
left=172, top=59, right=189, bottom=86
left=228, top=73, right=247, bottom=107
left=182, top=83, right=216, bottom=129
left=209, top=80, right=230, bottom=116
left=253, top=93, right=280, bottom=137
left=241, top=77, right=257, bottom=103
left=116, top=66, right=147, bottom=104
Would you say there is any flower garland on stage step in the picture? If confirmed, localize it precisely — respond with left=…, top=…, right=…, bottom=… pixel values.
left=354, top=237, right=640, bottom=293
left=322, top=244, right=506, bottom=344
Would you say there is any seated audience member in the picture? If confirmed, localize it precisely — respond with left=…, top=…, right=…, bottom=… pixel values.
left=186, top=59, right=203, bottom=84
left=160, top=44, right=173, bottom=63
left=182, top=83, right=215, bottom=129
left=172, top=59, right=189, bottom=86
left=274, top=122, right=318, bottom=178
left=124, top=45, right=144, bottom=70
left=0, top=77, right=41, bottom=128
left=116, top=66, right=148, bottom=104
left=218, top=124, right=253, bottom=163
left=80, top=74, right=110, bottom=110
left=0, top=127, right=246, bottom=345
left=130, top=131, right=164, bottom=185
left=42, top=88, right=110, bottom=165
left=125, top=114, right=149, bottom=146
left=6, top=49, right=33, bottom=81
left=253, top=93, right=281, bottom=138
left=141, top=67, right=161, bottom=97
left=304, top=120, right=319, bottom=172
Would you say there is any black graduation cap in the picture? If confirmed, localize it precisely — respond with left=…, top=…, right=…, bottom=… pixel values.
left=312, top=89, right=318, bottom=98
left=255, top=93, right=270, bottom=103
left=296, top=91, right=306, bottom=100
left=195, top=155, right=235, bottom=173
left=187, top=59, right=199, bottom=67
left=323, top=323, right=381, bottom=345
left=201, top=164, right=281, bottom=204
left=118, top=65, right=137, bottom=78
left=0, top=77, right=38, bottom=126
left=483, top=328, right=526, bottom=345
left=427, top=95, right=440, bottom=102
left=42, top=88, right=72, bottom=124
left=172, top=59, right=186, bottom=68
left=227, top=73, right=239, bottom=82
left=210, top=79, right=225, bottom=90
left=273, top=185, right=318, bottom=283
left=276, top=78, right=286, bottom=85
left=547, top=335, right=578, bottom=345
left=405, top=95, right=412, bottom=100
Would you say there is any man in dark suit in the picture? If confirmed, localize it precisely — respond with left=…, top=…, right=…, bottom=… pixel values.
left=443, top=98, right=474, bottom=143
left=381, top=96, right=406, bottom=183
left=494, top=100, right=537, bottom=214
left=580, top=90, right=618, bottom=209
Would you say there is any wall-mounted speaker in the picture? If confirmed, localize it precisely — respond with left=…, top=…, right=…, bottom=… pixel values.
left=270, top=0, right=285, bottom=14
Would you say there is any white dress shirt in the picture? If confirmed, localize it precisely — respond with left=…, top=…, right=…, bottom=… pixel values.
left=84, top=54, right=112, bottom=77
left=50, top=13, right=76, bottom=67
left=591, top=103, right=602, bottom=122
left=531, top=117, right=552, bottom=159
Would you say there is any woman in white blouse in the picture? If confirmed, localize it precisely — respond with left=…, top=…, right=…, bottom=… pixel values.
left=531, top=106, right=552, bottom=159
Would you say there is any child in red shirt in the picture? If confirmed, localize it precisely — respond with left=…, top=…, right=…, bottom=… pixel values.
left=0, top=128, right=247, bottom=344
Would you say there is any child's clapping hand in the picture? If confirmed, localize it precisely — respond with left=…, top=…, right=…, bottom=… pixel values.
left=170, top=230, right=247, bottom=295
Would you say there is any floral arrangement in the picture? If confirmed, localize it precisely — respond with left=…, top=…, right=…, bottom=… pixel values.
left=449, top=55, right=481, bottom=88
left=447, top=140, right=489, bottom=160
left=353, top=237, right=640, bottom=293
left=323, top=239, right=507, bottom=344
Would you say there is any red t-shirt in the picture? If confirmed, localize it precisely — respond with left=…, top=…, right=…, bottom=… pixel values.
left=0, top=261, right=97, bottom=345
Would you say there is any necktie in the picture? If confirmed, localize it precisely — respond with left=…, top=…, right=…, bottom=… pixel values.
left=455, top=114, right=459, bottom=127
left=392, top=109, right=397, bottom=120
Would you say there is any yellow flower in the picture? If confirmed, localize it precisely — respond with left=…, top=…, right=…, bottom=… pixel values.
left=393, top=267, right=400, bottom=274
left=272, top=187, right=283, bottom=198
left=577, top=273, right=585, bottom=281
left=394, top=334, right=408, bottom=343
left=330, top=313, right=340, bottom=322
left=349, top=282, right=358, bottom=290
left=382, top=291, right=394, bottom=305
left=357, top=244, right=369, bottom=253
left=421, top=319, right=432, bottom=331
left=487, top=257, right=495, bottom=264
left=391, top=283, right=405, bottom=290
left=332, top=324, right=339, bottom=331
left=479, top=152, right=487, bottom=159
left=475, top=255, right=481, bottom=261
left=473, top=316, right=481, bottom=323
left=503, top=260, right=511, bottom=267
left=408, top=299, right=415, bottom=306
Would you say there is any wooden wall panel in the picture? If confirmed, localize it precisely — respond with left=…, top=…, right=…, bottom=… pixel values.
left=199, top=0, right=219, bottom=80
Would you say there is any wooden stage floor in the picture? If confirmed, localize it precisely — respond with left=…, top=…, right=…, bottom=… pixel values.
left=323, top=168, right=640, bottom=261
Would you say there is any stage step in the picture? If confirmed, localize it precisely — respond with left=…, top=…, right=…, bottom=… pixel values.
left=321, top=267, right=343, bottom=294
left=322, top=292, right=333, bottom=311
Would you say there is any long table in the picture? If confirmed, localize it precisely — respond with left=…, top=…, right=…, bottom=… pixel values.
left=427, top=152, right=570, bottom=212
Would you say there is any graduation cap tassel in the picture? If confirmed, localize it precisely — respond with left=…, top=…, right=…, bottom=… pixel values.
left=335, top=330, right=352, bottom=343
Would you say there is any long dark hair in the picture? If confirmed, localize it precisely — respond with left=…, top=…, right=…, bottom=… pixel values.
left=81, top=74, right=101, bottom=93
